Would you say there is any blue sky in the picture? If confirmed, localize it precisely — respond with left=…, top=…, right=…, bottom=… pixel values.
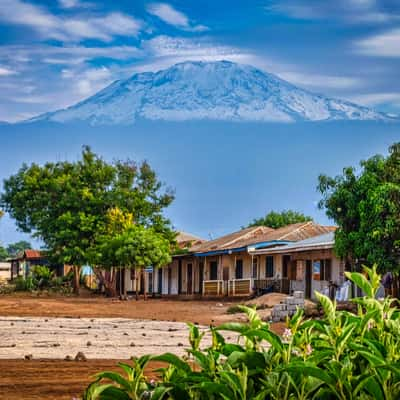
left=0, top=120, right=399, bottom=246
left=0, top=1, right=400, bottom=247
left=1, top=0, right=400, bottom=122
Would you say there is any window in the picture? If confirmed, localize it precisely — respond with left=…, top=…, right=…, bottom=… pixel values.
left=313, top=259, right=332, bottom=281
left=210, top=261, right=218, bottom=280
left=321, top=259, right=332, bottom=281
left=282, top=255, right=290, bottom=278
left=252, top=257, right=258, bottom=278
left=235, top=259, right=243, bottom=279
left=313, top=260, right=321, bottom=280
left=266, top=256, right=274, bottom=278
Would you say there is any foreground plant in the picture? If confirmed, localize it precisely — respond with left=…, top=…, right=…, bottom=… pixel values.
left=84, top=265, right=400, bottom=399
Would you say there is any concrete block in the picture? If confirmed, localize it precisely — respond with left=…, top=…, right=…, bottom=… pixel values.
left=285, top=297, right=296, bottom=305
left=294, top=291, right=304, bottom=299
left=274, top=304, right=287, bottom=311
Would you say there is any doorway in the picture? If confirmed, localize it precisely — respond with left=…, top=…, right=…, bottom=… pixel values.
left=199, top=262, right=204, bottom=294
left=305, top=260, right=312, bottom=299
left=210, top=261, right=218, bottom=280
left=282, top=255, right=290, bottom=278
left=178, top=259, right=182, bottom=294
left=158, top=268, right=163, bottom=294
left=187, top=263, right=193, bottom=294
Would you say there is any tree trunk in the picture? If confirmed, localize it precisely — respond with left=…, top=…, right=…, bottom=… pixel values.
left=73, top=266, right=81, bottom=295
left=93, top=267, right=117, bottom=297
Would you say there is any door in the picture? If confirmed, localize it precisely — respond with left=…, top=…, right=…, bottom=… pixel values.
left=199, top=262, right=204, bottom=294
left=187, top=263, right=193, bottom=295
left=148, top=272, right=153, bottom=294
left=178, top=260, right=182, bottom=294
left=158, top=268, right=163, bottom=294
left=223, top=266, right=230, bottom=281
left=282, top=255, right=290, bottom=278
left=305, top=260, right=312, bottom=299
left=210, top=261, right=218, bottom=280
left=235, top=259, right=243, bottom=279
left=223, top=266, right=230, bottom=295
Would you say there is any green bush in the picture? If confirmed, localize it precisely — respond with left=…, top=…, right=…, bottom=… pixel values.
left=14, top=275, right=36, bottom=291
left=84, top=265, right=400, bottom=400
left=31, top=265, right=54, bottom=289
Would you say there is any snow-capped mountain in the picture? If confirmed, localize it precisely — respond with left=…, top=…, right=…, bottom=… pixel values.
left=30, top=61, right=395, bottom=125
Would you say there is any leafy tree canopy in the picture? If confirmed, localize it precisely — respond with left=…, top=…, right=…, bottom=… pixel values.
left=0, top=246, right=8, bottom=261
left=318, top=142, right=400, bottom=272
left=247, top=210, right=313, bottom=229
left=6, top=240, right=32, bottom=257
left=0, top=146, right=176, bottom=292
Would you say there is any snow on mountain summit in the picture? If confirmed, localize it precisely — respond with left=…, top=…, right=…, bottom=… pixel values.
left=30, top=60, right=394, bottom=125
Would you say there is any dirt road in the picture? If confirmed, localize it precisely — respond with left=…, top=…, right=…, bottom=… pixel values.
left=0, top=294, right=242, bottom=325
left=0, top=294, right=285, bottom=399
left=0, top=359, right=163, bottom=400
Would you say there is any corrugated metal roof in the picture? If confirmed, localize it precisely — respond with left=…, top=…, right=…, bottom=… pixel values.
left=250, top=231, right=335, bottom=255
left=176, top=231, right=204, bottom=244
left=192, top=222, right=336, bottom=255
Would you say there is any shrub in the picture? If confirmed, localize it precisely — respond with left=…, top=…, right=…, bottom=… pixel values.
left=31, top=265, right=54, bottom=289
left=14, top=276, right=36, bottom=291
left=84, top=265, right=400, bottom=400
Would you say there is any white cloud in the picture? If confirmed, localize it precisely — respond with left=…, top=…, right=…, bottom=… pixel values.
left=59, top=0, right=79, bottom=8
left=267, top=0, right=400, bottom=24
left=0, top=66, right=17, bottom=76
left=61, top=66, right=113, bottom=97
left=278, top=72, right=362, bottom=90
left=58, top=0, right=94, bottom=9
left=148, top=3, right=188, bottom=28
left=147, top=3, right=208, bottom=32
left=0, top=44, right=141, bottom=66
left=348, top=92, right=400, bottom=106
left=0, top=0, right=142, bottom=42
left=355, top=28, right=400, bottom=57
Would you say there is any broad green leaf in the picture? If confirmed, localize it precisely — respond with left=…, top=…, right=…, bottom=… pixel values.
left=151, top=353, right=192, bottom=373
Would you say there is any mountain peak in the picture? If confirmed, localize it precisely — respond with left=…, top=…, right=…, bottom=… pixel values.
left=30, top=60, right=395, bottom=125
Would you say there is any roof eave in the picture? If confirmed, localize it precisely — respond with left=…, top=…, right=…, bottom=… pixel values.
left=250, top=242, right=334, bottom=255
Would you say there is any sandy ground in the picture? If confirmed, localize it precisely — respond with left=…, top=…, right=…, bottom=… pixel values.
left=0, top=316, right=215, bottom=359
left=0, top=294, right=249, bottom=325
left=0, top=359, right=164, bottom=400
left=0, top=294, right=286, bottom=399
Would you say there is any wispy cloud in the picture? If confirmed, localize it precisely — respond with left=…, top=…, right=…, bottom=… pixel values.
left=278, top=72, right=362, bottom=90
left=349, top=92, right=400, bottom=106
left=0, top=44, right=141, bottom=66
left=0, top=66, right=17, bottom=76
left=58, top=0, right=94, bottom=9
left=0, top=0, right=142, bottom=42
left=267, top=0, right=400, bottom=24
left=355, top=28, right=400, bottom=57
left=147, top=3, right=208, bottom=32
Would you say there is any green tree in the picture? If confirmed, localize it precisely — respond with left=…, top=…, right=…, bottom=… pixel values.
left=0, top=211, right=6, bottom=260
left=318, top=142, right=400, bottom=274
left=0, top=246, right=8, bottom=261
left=6, top=240, right=32, bottom=257
left=247, top=210, right=312, bottom=229
left=91, top=207, right=174, bottom=298
left=1, top=146, right=175, bottom=295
